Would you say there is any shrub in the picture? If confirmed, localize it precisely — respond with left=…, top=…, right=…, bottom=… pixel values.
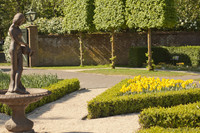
left=129, top=47, right=170, bottom=67
left=137, top=126, right=200, bottom=133
left=25, top=78, right=80, bottom=113
left=165, top=46, right=200, bottom=67
left=3, top=35, right=11, bottom=62
left=87, top=79, right=200, bottom=119
left=129, top=46, right=200, bottom=67
left=35, top=17, right=65, bottom=35
left=0, top=78, right=80, bottom=115
left=139, top=102, right=200, bottom=128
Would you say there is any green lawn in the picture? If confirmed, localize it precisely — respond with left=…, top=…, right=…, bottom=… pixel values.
left=81, top=68, right=195, bottom=77
left=32, top=65, right=110, bottom=70
left=0, top=63, right=11, bottom=66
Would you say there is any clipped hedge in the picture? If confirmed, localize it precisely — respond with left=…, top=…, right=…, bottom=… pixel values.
left=0, top=78, right=80, bottom=115
left=87, top=79, right=200, bottom=119
left=139, top=102, right=200, bottom=128
left=129, top=46, right=200, bottom=67
left=166, top=46, right=200, bottom=66
left=129, top=47, right=171, bottom=67
left=138, top=126, right=200, bottom=133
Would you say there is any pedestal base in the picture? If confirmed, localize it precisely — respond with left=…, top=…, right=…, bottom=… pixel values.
left=5, top=116, right=33, bottom=132
left=0, top=88, right=51, bottom=133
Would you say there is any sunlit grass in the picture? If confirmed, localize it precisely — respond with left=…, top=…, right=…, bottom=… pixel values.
left=0, top=63, right=11, bottom=66
left=81, top=68, right=196, bottom=77
left=32, top=64, right=110, bottom=70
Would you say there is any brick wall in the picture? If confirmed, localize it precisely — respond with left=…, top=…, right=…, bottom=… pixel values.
left=37, top=32, right=200, bottom=66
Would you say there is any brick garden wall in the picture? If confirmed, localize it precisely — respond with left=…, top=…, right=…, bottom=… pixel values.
left=37, top=32, right=200, bottom=66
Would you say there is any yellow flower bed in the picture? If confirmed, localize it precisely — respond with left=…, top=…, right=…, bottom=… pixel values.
left=120, top=75, right=197, bottom=95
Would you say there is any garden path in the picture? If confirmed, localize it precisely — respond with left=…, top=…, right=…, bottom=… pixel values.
left=0, top=66, right=200, bottom=133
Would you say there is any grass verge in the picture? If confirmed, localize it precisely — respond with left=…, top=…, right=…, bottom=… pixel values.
left=32, top=65, right=110, bottom=70
left=82, top=68, right=195, bottom=77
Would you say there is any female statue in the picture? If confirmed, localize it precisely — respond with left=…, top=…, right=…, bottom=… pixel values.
left=7, top=13, right=33, bottom=94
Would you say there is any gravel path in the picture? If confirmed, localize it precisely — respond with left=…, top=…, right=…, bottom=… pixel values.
left=0, top=67, right=200, bottom=133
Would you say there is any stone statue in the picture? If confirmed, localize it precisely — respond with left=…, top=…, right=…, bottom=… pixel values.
left=7, top=13, right=33, bottom=94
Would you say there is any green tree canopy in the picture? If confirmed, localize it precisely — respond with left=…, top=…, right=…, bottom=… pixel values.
left=62, top=0, right=94, bottom=33
left=126, top=0, right=177, bottom=29
left=31, top=0, right=64, bottom=18
left=0, top=0, right=31, bottom=38
left=93, top=0, right=126, bottom=31
left=175, top=0, right=200, bottom=31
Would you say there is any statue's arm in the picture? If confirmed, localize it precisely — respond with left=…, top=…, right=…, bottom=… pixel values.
left=10, top=30, right=28, bottom=46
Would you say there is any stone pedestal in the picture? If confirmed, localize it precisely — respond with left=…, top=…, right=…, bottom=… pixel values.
left=0, top=89, right=51, bottom=132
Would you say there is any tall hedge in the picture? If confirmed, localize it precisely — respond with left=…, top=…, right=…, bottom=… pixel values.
left=128, top=46, right=200, bottom=67
left=94, top=0, right=126, bottom=69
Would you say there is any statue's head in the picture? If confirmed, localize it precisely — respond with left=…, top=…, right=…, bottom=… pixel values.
left=13, top=13, right=26, bottom=26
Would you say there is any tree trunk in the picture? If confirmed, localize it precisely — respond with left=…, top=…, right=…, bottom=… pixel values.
left=110, top=30, right=115, bottom=69
left=147, top=28, right=153, bottom=71
left=78, top=33, right=84, bottom=67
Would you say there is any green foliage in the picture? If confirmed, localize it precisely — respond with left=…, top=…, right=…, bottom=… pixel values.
left=31, top=0, right=64, bottom=18
left=87, top=79, right=200, bottom=119
left=0, top=72, right=10, bottom=90
left=0, top=78, right=80, bottom=115
left=165, top=46, right=200, bottom=67
left=21, top=74, right=58, bottom=88
left=0, top=0, right=32, bottom=38
left=126, top=0, right=177, bottom=29
left=129, top=46, right=200, bottom=67
left=3, top=35, right=11, bottom=63
left=34, top=17, right=65, bottom=34
left=139, top=102, right=200, bottom=128
left=175, top=0, right=200, bottom=31
left=63, top=0, right=95, bottom=33
left=129, top=47, right=171, bottom=67
left=93, top=0, right=125, bottom=31
left=25, top=78, right=80, bottom=113
left=0, top=72, right=58, bottom=90
left=138, top=126, right=200, bottom=133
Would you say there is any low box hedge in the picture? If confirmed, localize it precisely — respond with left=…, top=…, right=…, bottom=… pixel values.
left=137, top=126, right=200, bottom=133
left=129, top=46, right=200, bottom=67
left=0, top=78, right=80, bottom=115
left=87, top=79, right=200, bottom=119
left=139, top=102, right=200, bottom=128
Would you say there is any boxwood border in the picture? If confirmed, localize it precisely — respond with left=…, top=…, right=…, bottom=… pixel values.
left=87, top=79, right=200, bottom=119
left=0, top=78, right=80, bottom=115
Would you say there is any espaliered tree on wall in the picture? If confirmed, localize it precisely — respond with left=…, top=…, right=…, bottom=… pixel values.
left=126, top=0, right=177, bottom=70
left=63, top=0, right=94, bottom=66
left=93, top=0, right=126, bottom=69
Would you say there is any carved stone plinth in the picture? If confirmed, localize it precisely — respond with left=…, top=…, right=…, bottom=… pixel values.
left=0, top=89, right=51, bottom=133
